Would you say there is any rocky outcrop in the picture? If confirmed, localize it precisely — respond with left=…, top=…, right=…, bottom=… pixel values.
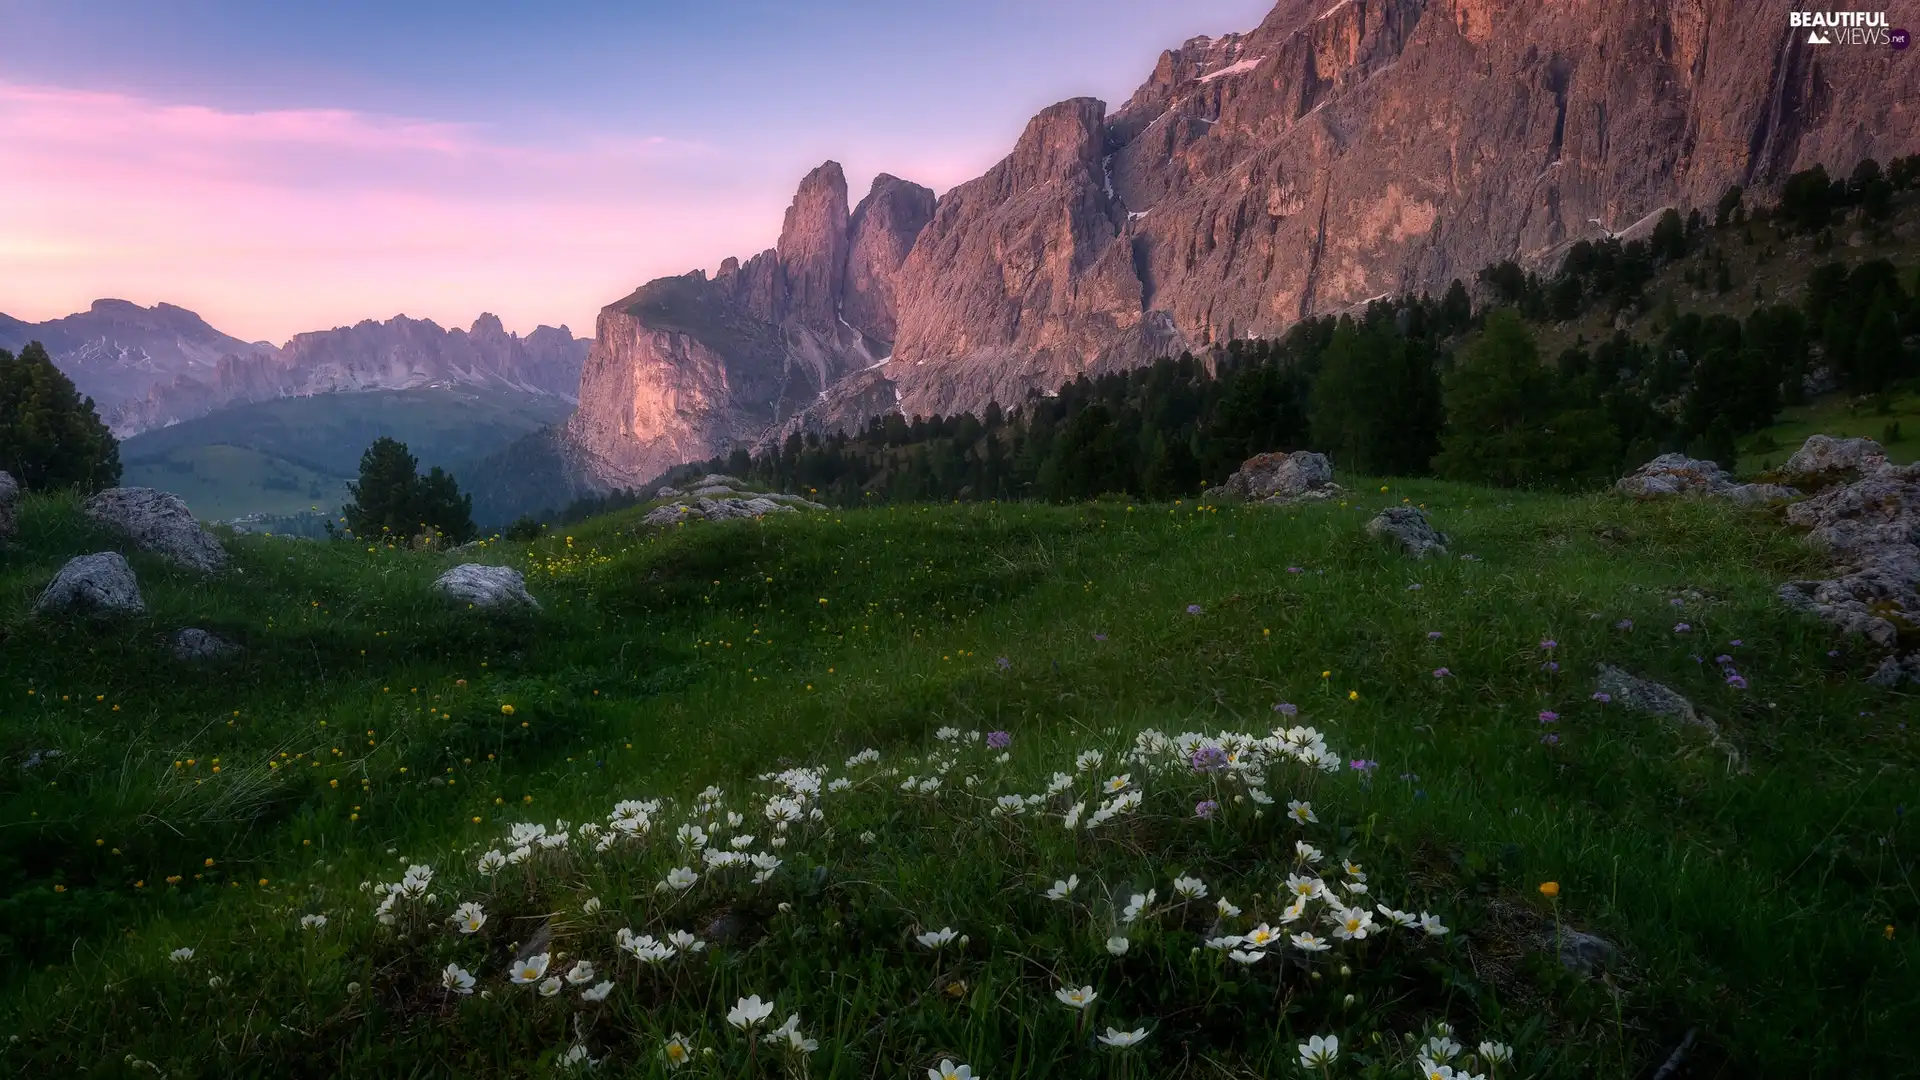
left=0, top=470, right=17, bottom=540
left=172, top=628, right=240, bottom=661
left=1780, top=434, right=1888, bottom=484
left=1778, top=452, right=1919, bottom=651
left=1615, top=454, right=1796, bottom=505
left=433, top=564, right=539, bottom=610
left=641, top=475, right=828, bottom=527
left=1222, top=451, right=1339, bottom=502
left=568, top=0, right=1919, bottom=487
left=36, top=553, right=144, bottom=616
left=84, top=488, right=228, bottom=573
left=1366, top=506, right=1450, bottom=558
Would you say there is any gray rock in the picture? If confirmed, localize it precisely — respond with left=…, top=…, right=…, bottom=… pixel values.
left=432, top=564, right=538, bottom=610
left=20, top=749, right=63, bottom=770
left=690, top=474, right=748, bottom=490
left=1365, top=506, right=1449, bottom=558
left=172, top=627, right=240, bottom=661
left=36, top=552, right=145, bottom=616
left=642, top=489, right=822, bottom=527
left=643, top=503, right=700, bottom=527
left=655, top=486, right=683, bottom=499
left=689, top=484, right=741, bottom=497
left=1778, top=456, right=1919, bottom=648
left=1223, top=451, right=1335, bottom=502
left=1615, top=454, right=1795, bottom=504
left=83, top=487, right=228, bottom=573
left=1866, top=653, right=1920, bottom=688
left=1594, top=665, right=1708, bottom=729
left=0, top=470, right=18, bottom=540
left=1552, top=928, right=1622, bottom=975
left=1782, top=434, right=1887, bottom=483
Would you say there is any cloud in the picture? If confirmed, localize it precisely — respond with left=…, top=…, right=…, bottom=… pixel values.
left=0, top=82, right=795, bottom=341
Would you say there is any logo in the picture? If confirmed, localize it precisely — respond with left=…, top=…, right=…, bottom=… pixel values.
left=1789, top=11, right=1894, bottom=45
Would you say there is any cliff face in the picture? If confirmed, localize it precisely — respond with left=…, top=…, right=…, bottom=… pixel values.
left=568, top=0, right=1920, bottom=485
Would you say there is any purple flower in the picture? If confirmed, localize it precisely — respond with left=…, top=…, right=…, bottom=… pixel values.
left=1828, top=649, right=1840, bottom=658
left=1670, top=598, right=1685, bottom=607
left=1540, top=639, right=1558, bottom=650
left=1349, top=759, right=1378, bottom=773
left=1187, top=603, right=1204, bottom=616
left=1674, top=623, right=1692, bottom=633
left=1433, top=667, right=1452, bottom=679
left=1427, top=631, right=1443, bottom=640
left=1406, top=583, right=1424, bottom=591
left=1274, top=702, right=1298, bottom=716
left=986, top=730, right=1012, bottom=749
left=1725, top=673, right=1748, bottom=690
left=1728, top=639, right=1743, bottom=647
left=1540, top=661, right=1561, bottom=674
left=1093, top=633, right=1108, bottom=642
left=1538, top=710, right=1560, bottom=724
left=1591, top=692, right=1611, bottom=703
left=1540, top=733, right=1561, bottom=747
left=996, top=656, right=1011, bottom=671
left=1287, top=567, right=1303, bottom=574
left=1194, top=799, right=1220, bottom=820
left=1715, top=654, right=1733, bottom=665
left=1615, top=619, right=1634, bottom=631
left=1189, top=746, right=1228, bottom=774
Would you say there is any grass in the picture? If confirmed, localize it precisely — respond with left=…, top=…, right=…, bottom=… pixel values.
left=0, top=483, right=1913, bottom=1077
left=1739, top=388, right=1920, bottom=475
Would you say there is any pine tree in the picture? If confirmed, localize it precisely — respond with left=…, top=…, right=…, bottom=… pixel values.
left=343, top=437, right=421, bottom=540
left=0, top=342, right=122, bottom=492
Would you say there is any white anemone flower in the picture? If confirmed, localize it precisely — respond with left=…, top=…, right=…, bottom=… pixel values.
left=581, top=980, right=614, bottom=1002
left=659, top=867, right=699, bottom=892
left=300, top=914, right=328, bottom=930
left=168, top=947, right=195, bottom=964
left=476, top=850, right=507, bottom=875
left=581, top=897, right=602, bottom=916
left=1424, top=1036, right=1463, bottom=1063
left=1416, top=1059, right=1458, bottom=1080
left=1478, top=1041, right=1513, bottom=1064
left=1298, top=1034, right=1339, bottom=1069
left=1102, top=774, right=1132, bottom=794
left=1075, top=750, right=1104, bottom=772
left=770, top=1013, right=818, bottom=1053
left=667, top=930, right=706, bottom=953
left=1285, top=873, right=1327, bottom=901
left=1240, top=923, right=1281, bottom=949
left=441, top=963, right=476, bottom=995
left=451, top=901, right=486, bottom=934
left=1054, top=985, right=1098, bottom=1010
left=1377, top=904, right=1417, bottom=928
left=1045, top=875, right=1079, bottom=901
left=509, top=953, right=550, bottom=985
left=1332, top=908, right=1375, bottom=941
left=1287, top=800, right=1318, bottom=824
left=1120, top=890, right=1156, bottom=924
left=927, top=1060, right=976, bottom=1080
left=1215, top=896, right=1242, bottom=918
left=1172, top=876, right=1208, bottom=900
left=1420, top=912, right=1451, bottom=936
left=661, top=1033, right=694, bottom=1068
left=1228, top=949, right=1267, bottom=965
left=1290, top=932, right=1331, bottom=952
left=726, top=994, right=775, bottom=1030
left=565, top=960, right=595, bottom=985
left=1098, top=1027, right=1149, bottom=1047
left=1294, top=841, right=1324, bottom=864
left=916, top=926, right=959, bottom=949
left=559, top=1044, right=597, bottom=1069
left=1105, top=936, right=1130, bottom=956
left=1062, top=802, right=1085, bottom=830
left=538, top=976, right=563, bottom=997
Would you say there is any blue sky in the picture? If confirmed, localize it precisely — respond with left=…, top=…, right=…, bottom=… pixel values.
left=2, top=0, right=1277, bottom=340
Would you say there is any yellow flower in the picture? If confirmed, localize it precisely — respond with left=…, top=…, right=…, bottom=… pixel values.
left=1347, top=690, right=1359, bottom=701
left=53, top=884, right=66, bottom=893
left=204, top=858, right=215, bottom=868
left=1539, top=881, right=1560, bottom=899
left=1888, top=925, right=1897, bottom=940
left=501, top=704, right=515, bottom=716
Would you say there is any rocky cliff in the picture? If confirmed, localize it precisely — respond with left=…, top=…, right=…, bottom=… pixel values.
left=566, top=0, right=1919, bottom=486
left=0, top=302, right=589, bottom=436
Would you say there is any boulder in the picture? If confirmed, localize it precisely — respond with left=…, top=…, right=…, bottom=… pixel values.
left=641, top=489, right=828, bottom=527
left=1365, top=507, right=1449, bottom=559
left=432, top=564, right=538, bottom=610
left=36, top=552, right=145, bottom=616
left=1551, top=928, right=1623, bottom=976
left=1614, top=454, right=1795, bottom=504
left=1781, top=434, right=1887, bottom=484
left=1778, top=457, right=1920, bottom=648
left=655, top=486, right=684, bottom=499
left=1866, top=653, right=1920, bottom=689
left=1594, top=665, right=1708, bottom=730
left=1223, top=451, right=1336, bottom=502
left=172, top=627, right=240, bottom=661
left=0, top=470, right=18, bottom=540
left=83, top=487, right=228, bottom=573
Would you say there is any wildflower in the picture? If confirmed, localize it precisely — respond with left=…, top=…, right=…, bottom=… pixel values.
left=1106, top=936, right=1130, bottom=956
left=1295, top=840, right=1324, bottom=864
left=1538, top=710, right=1559, bottom=724
left=1228, top=949, right=1267, bottom=965
left=1046, top=876, right=1079, bottom=901
left=726, top=994, right=775, bottom=1030
left=916, top=927, right=959, bottom=949
left=1726, top=672, right=1748, bottom=689
left=1540, top=639, right=1557, bottom=650
left=559, top=1045, right=596, bottom=1069
left=770, top=1013, right=818, bottom=1053
left=1425, top=1036, right=1463, bottom=1063
left=1216, top=896, right=1242, bottom=918
left=1478, top=1041, right=1513, bottom=1064
left=169, top=947, right=194, bottom=964
left=1376, top=905, right=1417, bottom=928
left=927, top=1061, right=976, bottom=1080
left=1428, top=631, right=1443, bottom=640
left=1419, top=912, right=1450, bottom=936
left=1172, top=875, right=1208, bottom=899
left=1189, top=745, right=1229, bottom=773
left=1350, top=758, right=1378, bottom=773
left=1194, top=799, right=1220, bottom=819
left=1416, top=1060, right=1456, bottom=1080
left=452, top=902, right=486, bottom=934
left=510, top=953, right=550, bottom=985
left=1054, top=985, right=1098, bottom=1010
left=538, top=976, right=563, bottom=997
left=1241, top=924, right=1280, bottom=948
left=1433, top=667, right=1451, bottom=678
left=1075, top=750, right=1104, bottom=772
left=1098, top=1027, right=1150, bottom=1047
left=660, top=867, right=698, bottom=892
left=501, top=704, right=515, bottom=716
left=1121, top=890, right=1156, bottom=924
left=1103, top=773, right=1132, bottom=794
left=476, top=849, right=506, bottom=875
left=986, top=730, right=1011, bottom=748
left=1674, top=622, right=1691, bottom=633
left=992, top=794, right=1026, bottom=817
left=1288, top=800, right=1318, bottom=824
left=1332, top=908, right=1375, bottom=940
left=1063, top=801, right=1086, bottom=829
left=1591, top=692, right=1611, bottom=703
left=581, top=896, right=603, bottom=916
left=1291, top=932, right=1331, bottom=952
left=1539, top=733, right=1560, bottom=746
left=1538, top=881, right=1560, bottom=899
left=1275, top=702, right=1299, bottom=715
left=1347, top=690, right=1359, bottom=701
left=1187, top=604, right=1203, bottom=615
left=1093, top=633, right=1108, bottom=641
left=565, top=960, right=595, bottom=985
left=300, top=914, right=328, bottom=930
left=441, top=963, right=476, bottom=995
left=581, top=980, right=614, bottom=1002
left=859, top=830, right=877, bottom=844
left=661, top=1033, right=693, bottom=1067
left=1298, top=1033, right=1339, bottom=1069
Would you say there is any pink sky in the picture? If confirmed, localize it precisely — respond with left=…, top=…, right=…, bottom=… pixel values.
left=0, top=81, right=1001, bottom=343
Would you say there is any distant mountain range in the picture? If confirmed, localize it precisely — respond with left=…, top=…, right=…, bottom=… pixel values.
left=0, top=300, right=588, bottom=437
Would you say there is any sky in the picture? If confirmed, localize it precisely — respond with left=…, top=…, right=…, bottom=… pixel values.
left=0, top=0, right=1276, bottom=344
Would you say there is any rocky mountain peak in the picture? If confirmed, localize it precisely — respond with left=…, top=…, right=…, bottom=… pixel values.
left=776, top=161, right=852, bottom=333
left=842, top=174, right=937, bottom=344
left=1006, top=98, right=1107, bottom=194
left=469, top=313, right=507, bottom=338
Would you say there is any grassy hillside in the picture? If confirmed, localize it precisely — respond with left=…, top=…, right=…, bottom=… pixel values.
left=118, top=386, right=575, bottom=522
left=0, top=485, right=1912, bottom=1076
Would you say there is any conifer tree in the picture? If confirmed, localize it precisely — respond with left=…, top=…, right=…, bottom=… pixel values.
left=0, top=342, right=121, bottom=492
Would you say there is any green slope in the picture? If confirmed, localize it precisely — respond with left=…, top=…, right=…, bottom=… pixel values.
left=0, top=485, right=1912, bottom=1076
left=117, top=386, right=575, bottom=522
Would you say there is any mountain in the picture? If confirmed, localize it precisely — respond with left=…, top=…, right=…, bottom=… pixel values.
left=564, top=0, right=1920, bottom=488
left=0, top=303, right=589, bottom=436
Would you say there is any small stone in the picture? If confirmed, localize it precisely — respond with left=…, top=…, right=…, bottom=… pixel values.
left=1614, top=454, right=1794, bottom=504
left=1593, top=664, right=1708, bottom=730
left=83, top=488, right=228, bottom=573
left=1553, top=928, right=1621, bottom=975
left=432, top=564, right=539, bottom=610
left=172, top=628, right=240, bottom=661
left=36, top=552, right=145, bottom=616
left=1366, top=507, right=1450, bottom=559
